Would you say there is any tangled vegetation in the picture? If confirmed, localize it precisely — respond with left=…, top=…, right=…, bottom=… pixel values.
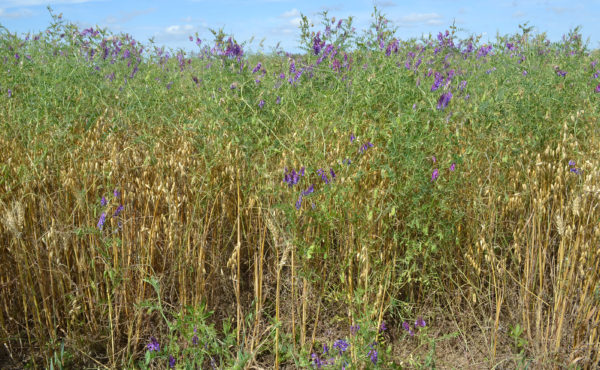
left=1, top=7, right=599, bottom=369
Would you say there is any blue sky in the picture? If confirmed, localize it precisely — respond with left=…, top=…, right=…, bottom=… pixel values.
left=0, top=0, right=597, bottom=53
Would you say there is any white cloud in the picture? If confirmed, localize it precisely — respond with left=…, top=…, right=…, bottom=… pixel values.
left=396, top=12, right=443, bottom=27
left=289, top=17, right=302, bottom=27
left=165, top=24, right=195, bottom=35
left=0, top=8, right=34, bottom=18
left=513, top=10, right=526, bottom=18
left=281, top=8, right=300, bottom=18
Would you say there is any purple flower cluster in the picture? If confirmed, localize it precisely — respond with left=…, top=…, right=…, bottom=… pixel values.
left=316, top=168, right=332, bottom=184
left=191, top=327, right=199, bottom=345
left=284, top=167, right=305, bottom=187
left=97, top=189, right=123, bottom=231
left=332, top=339, right=349, bottom=355
left=403, top=316, right=427, bottom=337
left=437, top=92, right=452, bottom=111
left=368, top=343, right=378, bottom=365
left=385, top=39, right=399, bottom=56
left=431, top=72, right=443, bottom=91
left=436, top=30, right=454, bottom=48
left=477, top=45, right=493, bottom=59
left=313, top=32, right=325, bottom=55
left=506, top=42, right=517, bottom=51
left=147, top=336, right=160, bottom=352
left=379, top=321, right=387, bottom=333
left=569, top=160, right=581, bottom=175
left=359, top=141, right=374, bottom=154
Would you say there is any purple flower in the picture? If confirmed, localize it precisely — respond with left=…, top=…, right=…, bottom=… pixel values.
left=192, top=327, right=199, bottom=345
left=486, top=67, right=496, bottom=74
left=123, top=49, right=130, bottom=59
left=312, top=33, right=323, bottom=55
left=414, top=58, right=422, bottom=69
left=523, top=70, right=528, bottom=76
left=113, top=189, right=120, bottom=198
left=350, top=133, right=356, bottom=143
left=570, top=167, right=581, bottom=175
left=302, top=184, right=314, bottom=196
left=311, top=353, right=325, bottom=369
left=333, top=339, right=349, bottom=354
left=569, top=160, right=576, bottom=167
left=402, top=321, right=410, bottom=331
left=224, top=38, right=243, bottom=59
left=595, top=84, right=600, bottom=93
left=97, top=212, right=106, bottom=230
left=430, top=72, right=443, bottom=91
left=252, top=62, right=262, bottom=74
left=329, top=168, right=336, bottom=180
left=359, top=141, right=374, bottom=154
left=14, top=53, right=19, bottom=60
left=350, top=325, right=359, bottom=335
left=258, top=100, right=265, bottom=109
left=295, top=194, right=303, bottom=210
left=432, top=156, right=436, bottom=164
left=379, top=321, right=387, bottom=332
left=431, top=169, right=439, bottom=181
left=276, top=96, right=281, bottom=104
left=437, top=92, right=452, bottom=110
left=450, top=163, right=456, bottom=172
left=113, top=205, right=123, bottom=217
left=556, top=69, right=567, bottom=77
left=101, top=196, right=107, bottom=206
left=477, top=45, right=493, bottom=58
left=169, top=355, right=176, bottom=368
left=368, top=348, right=378, bottom=364
left=415, top=317, right=427, bottom=328
left=166, top=82, right=173, bottom=90
left=7, top=89, right=12, bottom=98
left=284, top=168, right=302, bottom=187
left=147, top=337, right=160, bottom=352
left=317, top=169, right=329, bottom=184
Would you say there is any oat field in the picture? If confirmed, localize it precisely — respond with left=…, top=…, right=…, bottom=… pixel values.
left=1, top=8, right=600, bottom=369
